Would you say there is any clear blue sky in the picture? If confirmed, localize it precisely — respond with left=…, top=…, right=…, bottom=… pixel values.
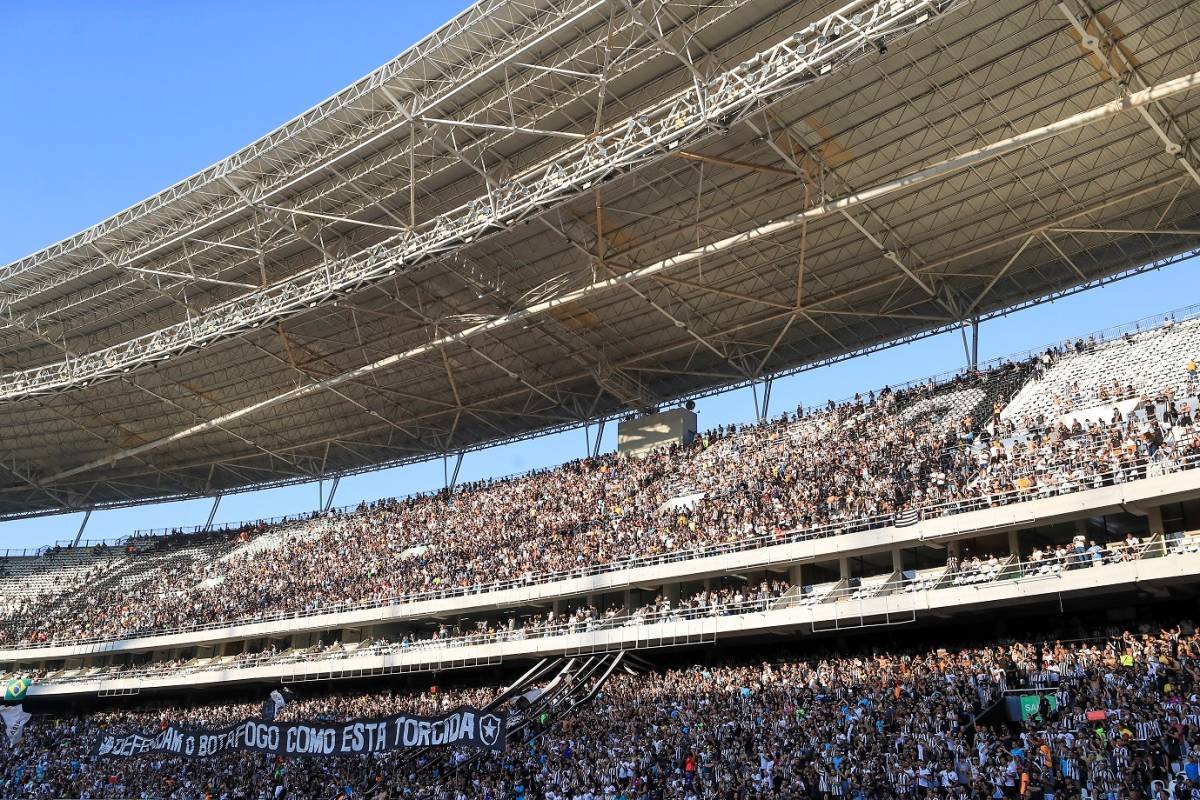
left=0, top=2, right=1196, bottom=550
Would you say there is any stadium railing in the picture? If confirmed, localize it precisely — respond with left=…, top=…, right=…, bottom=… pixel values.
left=4, top=443, right=1197, bottom=652
left=18, top=532, right=1192, bottom=688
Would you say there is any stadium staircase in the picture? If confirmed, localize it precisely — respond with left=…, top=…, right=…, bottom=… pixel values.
left=405, top=651, right=630, bottom=781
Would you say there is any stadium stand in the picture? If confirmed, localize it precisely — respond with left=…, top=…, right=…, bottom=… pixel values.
left=8, top=531, right=1197, bottom=692
left=9, top=0, right=1200, bottom=791
left=3, top=615, right=1199, bottom=798
left=1003, top=317, right=1200, bottom=425
left=2, top=315, right=1199, bottom=649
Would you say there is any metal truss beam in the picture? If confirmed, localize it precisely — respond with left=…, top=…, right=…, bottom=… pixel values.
left=29, top=166, right=1176, bottom=515
left=0, top=0, right=967, bottom=402
left=0, top=0, right=611, bottom=287
left=6, top=242, right=1194, bottom=522
left=0, top=0, right=722, bottom=318
left=1057, top=1, right=1200, bottom=190
left=28, top=64, right=1200, bottom=486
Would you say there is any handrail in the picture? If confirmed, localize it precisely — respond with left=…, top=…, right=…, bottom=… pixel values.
left=5, top=457, right=1197, bottom=656
left=17, top=534, right=1193, bottom=686
left=0, top=547, right=51, bottom=559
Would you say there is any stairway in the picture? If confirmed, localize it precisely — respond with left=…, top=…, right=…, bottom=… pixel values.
left=405, top=652, right=629, bottom=780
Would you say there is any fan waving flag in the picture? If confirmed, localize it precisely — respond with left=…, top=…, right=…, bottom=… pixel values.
left=1, top=676, right=33, bottom=746
left=261, top=687, right=292, bottom=721
left=0, top=706, right=30, bottom=747
left=3, top=677, right=30, bottom=704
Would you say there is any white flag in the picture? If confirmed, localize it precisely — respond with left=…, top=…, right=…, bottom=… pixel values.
left=0, top=705, right=30, bottom=746
left=269, top=690, right=287, bottom=716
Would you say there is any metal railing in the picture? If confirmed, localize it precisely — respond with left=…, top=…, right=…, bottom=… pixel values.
left=5, top=450, right=1199, bottom=655
left=18, top=533, right=1192, bottom=686
left=0, top=547, right=51, bottom=559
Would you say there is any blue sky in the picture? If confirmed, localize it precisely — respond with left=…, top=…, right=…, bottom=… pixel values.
left=0, top=2, right=1196, bottom=550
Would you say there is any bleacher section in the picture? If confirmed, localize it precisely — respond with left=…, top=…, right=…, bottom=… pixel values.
left=9, top=529, right=1198, bottom=693
left=2, top=312, right=1200, bottom=653
left=5, top=535, right=241, bottom=645
left=0, top=547, right=121, bottom=601
left=1003, top=317, right=1200, bottom=423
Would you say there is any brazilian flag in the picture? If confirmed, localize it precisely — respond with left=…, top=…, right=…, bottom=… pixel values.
left=3, top=677, right=30, bottom=704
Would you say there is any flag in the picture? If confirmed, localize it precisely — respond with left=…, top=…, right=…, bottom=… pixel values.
left=2, top=677, right=30, bottom=704
left=0, top=705, right=30, bottom=746
left=262, top=688, right=290, bottom=721
left=517, top=687, right=544, bottom=711
left=894, top=509, right=920, bottom=527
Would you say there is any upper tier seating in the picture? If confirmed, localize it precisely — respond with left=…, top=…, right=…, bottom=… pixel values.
left=3, top=314, right=1198, bottom=648
left=1003, top=316, right=1200, bottom=424
left=0, top=547, right=123, bottom=601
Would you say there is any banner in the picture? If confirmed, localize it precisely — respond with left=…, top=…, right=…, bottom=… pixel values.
left=95, top=706, right=505, bottom=759
left=0, top=705, right=30, bottom=746
left=1003, top=692, right=1058, bottom=722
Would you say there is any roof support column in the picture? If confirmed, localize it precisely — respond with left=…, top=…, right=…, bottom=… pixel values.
left=585, top=417, right=607, bottom=459
left=70, top=509, right=92, bottom=548
left=752, top=376, right=774, bottom=423
left=321, top=476, right=341, bottom=513
left=971, top=318, right=980, bottom=370
left=592, top=417, right=606, bottom=458
left=960, top=318, right=979, bottom=370
left=202, top=495, right=222, bottom=533
left=444, top=451, right=464, bottom=492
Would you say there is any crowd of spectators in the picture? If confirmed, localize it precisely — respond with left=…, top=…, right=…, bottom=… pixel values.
left=18, top=525, right=1200, bottom=691
left=12, top=580, right=794, bottom=689
left=15, top=523, right=1200, bottom=691
left=5, top=618, right=1200, bottom=798
left=4, top=324, right=1200, bottom=647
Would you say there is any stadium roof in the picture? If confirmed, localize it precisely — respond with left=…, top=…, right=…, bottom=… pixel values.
left=2, top=0, right=1200, bottom=519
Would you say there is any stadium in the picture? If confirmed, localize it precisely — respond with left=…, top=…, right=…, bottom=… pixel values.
left=4, top=0, right=1200, bottom=796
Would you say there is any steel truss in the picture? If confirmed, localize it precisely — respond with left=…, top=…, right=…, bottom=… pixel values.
left=32, top=66, right=1192, bottom=481
left=3, top=0, right=1199, bottom=520
left=0, top=0, right=686, bottom=320
left=0, top=0, right=964, bottom=401
left=1, top=249, right=1190, bottom=525
left=0, top=0, right=605, bottom=286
